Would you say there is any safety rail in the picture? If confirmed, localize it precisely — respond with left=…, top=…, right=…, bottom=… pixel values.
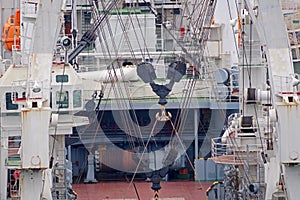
left=22, top=0, right=39, bottom=16
left=211, top=137, right=263, bottom=165
left=8, top=169, right=21, bottom=198
left=12, top=45, right=24, bottom=67
left=281, top=0, right=298, bottom=11
left=6, top=136, right=21, bottom=168
left=273, top=74, right=299, bottom=93
left=11, top=79, right=46, bottom=104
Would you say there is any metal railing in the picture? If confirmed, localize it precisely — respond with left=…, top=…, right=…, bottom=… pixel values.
left=211, top=136, right=263, bottom=165
left=6, top=136, right=21, bottom=168
left=273, top=74, right=298, bottom=93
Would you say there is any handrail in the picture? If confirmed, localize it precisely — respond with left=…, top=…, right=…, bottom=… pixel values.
left=211, top=137, right=263, bottom=165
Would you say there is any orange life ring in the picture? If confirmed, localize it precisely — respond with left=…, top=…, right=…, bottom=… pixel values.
left=1, top=9, right=20, bottom=51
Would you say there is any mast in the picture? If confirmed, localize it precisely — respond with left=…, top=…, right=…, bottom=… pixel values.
left=211, top=0, right=300, bottom=199
left=253, top=0, right=300, bottom=199
left=19, top=0, right=65, bottom=199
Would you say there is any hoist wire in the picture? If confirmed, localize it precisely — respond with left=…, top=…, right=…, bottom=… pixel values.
left=115, top=15, right=138, bottom=59
left=169, top=117, right=195, bottom=172
left=78, top=2, right=139, bottom=152
left=125, top=1, right=217, bottom=194
left=50, top=63, right=67, bottom=168
left=145, top=2, right=200, bottom=67
left=172, top=0, right=217, bottom=135
left=177, top=80, right=197, bottom=133
left=109, top=8, right=153, bottom=146
left=223, top=1, right=266, bottom=192
left=108, top=7, right=151, bottom=147
left=139, top=0, right=214, bottom=138
left=249, top=19, right=252, bottom=88
left=47, top=61, right=67, bottom=197
left=125, top=9, right=152, bottom=60
left=89, top=0, right=149, bottom=149
left=86, top=1, right=139, bottom=150
left=224, top=3, right=257, bottom=187
left=172, top=78, right=195, bottom=137
left=125, top=119, right=159, bottom=196
left=83, top=2, right=218, bottom=194
left=156, top=0, right=217, bottom=163
left=88, top=2, right=139, bottom=152
left=172, top=1, right=210, bottom=134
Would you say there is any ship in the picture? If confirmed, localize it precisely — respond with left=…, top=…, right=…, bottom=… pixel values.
left=2, top=0, right=299, bottom=199
left=0, top=0, right=240, bottom=198
left=0, top=0, right=240, bottom=199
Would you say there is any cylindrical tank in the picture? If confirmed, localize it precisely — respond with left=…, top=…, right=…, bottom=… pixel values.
left=214, top=68, right=230, bottom=84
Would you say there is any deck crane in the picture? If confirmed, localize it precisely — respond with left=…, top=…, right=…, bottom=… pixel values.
left=211, top=0, right=300, bottom=199
left=251, top=1, right=300, bottom=199
left=0, top=0, right=87, bottom=199
left=17, top=0, right=65, bottom=199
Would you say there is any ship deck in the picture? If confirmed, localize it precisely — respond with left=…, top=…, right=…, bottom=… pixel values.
left=73, top=181, right=212, bottom=200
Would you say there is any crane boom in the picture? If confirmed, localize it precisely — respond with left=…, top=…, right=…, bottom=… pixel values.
left=68, top=0, right=120, bottom=63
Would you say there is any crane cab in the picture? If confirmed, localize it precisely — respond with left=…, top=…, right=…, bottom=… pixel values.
left=0, top=63, right=83, bottom=113
left=51, top=63, right=83, bottom=112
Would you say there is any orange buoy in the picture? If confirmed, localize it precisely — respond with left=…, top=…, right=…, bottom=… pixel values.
left=1, top=9, right=20, bottom=51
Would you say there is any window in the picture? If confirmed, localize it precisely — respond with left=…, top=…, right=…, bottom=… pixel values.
left=292, top=48, right=297, bottom=60
left=73, top=90, right=82, bottom=108
left=56, top=91, right=69, bottom=108
left=84, top=12, right=91, bottom=24
left=50, top=92, right=52, bottom=108
left=8, top=136, right=21, bottom=149
left=6, top=93, right=18, bottom=110
left=56, top=75, right=69, bottom=83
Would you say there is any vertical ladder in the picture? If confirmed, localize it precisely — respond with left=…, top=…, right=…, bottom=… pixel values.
left=8, top=170, right=20, bottom=199
left=52, top=149, right=67, bottom=200
left=19, top=0, right=38, bottom=66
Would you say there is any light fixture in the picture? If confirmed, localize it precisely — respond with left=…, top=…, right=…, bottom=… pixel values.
left=229, top=18, right=238, bottom=27
left=32, top=81, right=41, bottom=93
left=291, top=75, right=300, bottom=87
left=249, top=183, right=260, bottom=194
left=21, top=81, right=27, bottom=89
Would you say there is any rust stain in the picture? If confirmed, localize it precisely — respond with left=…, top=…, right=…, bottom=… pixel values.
left=38, top=156, right=42, bottom=168
left=22, top=109, right=30, bottom=113
left=21, top=174, right=24, bottom=192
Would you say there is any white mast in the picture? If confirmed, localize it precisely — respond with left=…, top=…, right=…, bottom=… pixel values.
left=211, top=0, right=300, bottom=199
left=19, top=0, right=65, bottom=199
left=244, top=0, right=300, bottom=199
